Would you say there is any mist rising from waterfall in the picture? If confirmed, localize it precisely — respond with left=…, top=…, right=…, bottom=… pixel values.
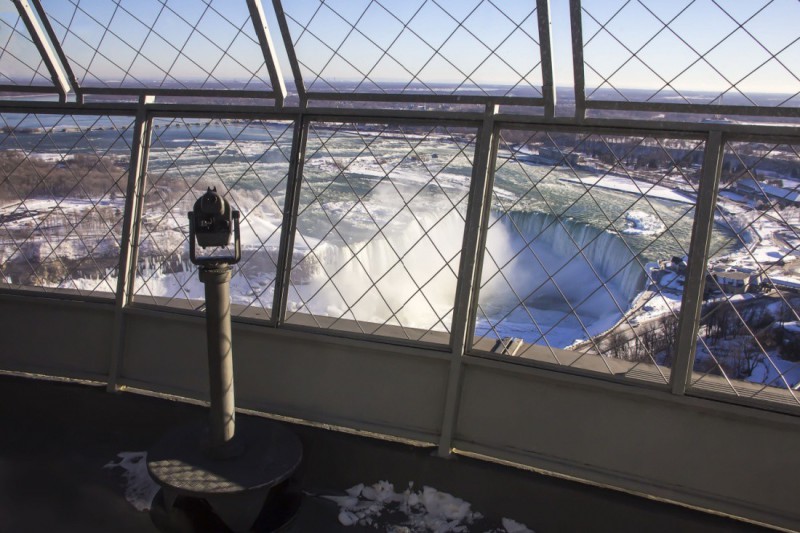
left=478, top=211, right=646, bottom=346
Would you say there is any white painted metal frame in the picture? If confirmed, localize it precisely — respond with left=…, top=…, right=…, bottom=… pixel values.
left=670, top=131, right=724, bottom=396
left=9, top=0, right=70, bottom=101
left=109, top=96, right=155, bottom=391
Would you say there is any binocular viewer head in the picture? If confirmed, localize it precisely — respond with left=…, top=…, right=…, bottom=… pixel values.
left=188, top=187, right=241, bottom=266
left=192, top=187, right=232, bottom=248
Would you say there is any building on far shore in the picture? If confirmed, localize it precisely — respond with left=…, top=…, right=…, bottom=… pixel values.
left=537, top=147, right=583, bottom=167
left=710, top=267, right=763, bottom=294
left=733, top=177, right=800, bottom=207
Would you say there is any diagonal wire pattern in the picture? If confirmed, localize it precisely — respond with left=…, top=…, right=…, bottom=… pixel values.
left=474, top=128, right=703, bottom=381
left=690, top=140, right=800, bottom=404
left=0, top=112, right=134, bottom=295
left=40, top=0, right=273, bottom=92
left=580, top=0, right=800, bottom=107
left=132, top=117, right=294, bottom=317
left=284, top=121, right=476, bottom=343
left=0, top=5, right=53, bottom=87
left=283, top=0, right=543, bottom=98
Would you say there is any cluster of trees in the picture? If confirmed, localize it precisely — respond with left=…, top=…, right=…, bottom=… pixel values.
left=698, top=298, right=800, bottom=378
left=704, top=302, right=776, bottom=343
left=0, top=150, right=128, bottom=203
left=719, top=146, right=800, bottom=184
left=605, top=313, right=679, bottom=365
left=692, top=339, right=766, bottom=380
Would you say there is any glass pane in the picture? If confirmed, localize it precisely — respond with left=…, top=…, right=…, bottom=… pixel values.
left=286, top=121, right=477, bottom=343
left=133, top=117, right=294, bottom=320
left=0, top=1, right=55, bottom=88
left=0, top=113, right=134, bottom=295
left=40, top=0, right=273, bottom=92
left=474, top=129, right=706, bottom=384
left=691, top=141, right=800, bottom=406
left=282, top=0, right=543, bottom=98
left=581, top=0, right=800, bottom=109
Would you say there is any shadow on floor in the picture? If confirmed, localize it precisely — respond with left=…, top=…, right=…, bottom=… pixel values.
left=0, top=374, right=777, bottom=532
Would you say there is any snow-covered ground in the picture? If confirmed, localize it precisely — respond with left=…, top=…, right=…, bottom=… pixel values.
left=558, top=175, right=695, bottom=204
left=712, top=194, right=800, bottom=269
left=748, top=353, right=800, bottom=389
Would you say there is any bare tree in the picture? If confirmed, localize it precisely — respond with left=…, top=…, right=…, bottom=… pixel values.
left=658, top=313, right=680, bottom=366
left=637, top=323, right=662, bottom=363
left=606, top=329, right=630, bottom=360
left=728, top=341, right=765, bottom=380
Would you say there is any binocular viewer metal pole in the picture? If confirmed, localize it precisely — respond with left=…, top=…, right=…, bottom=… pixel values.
left=188, top=187, right=241, bottom=456
left=198, top=264, right=237, bottom=454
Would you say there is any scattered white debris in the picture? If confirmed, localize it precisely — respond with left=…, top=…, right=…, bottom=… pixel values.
left=104, top=452, right=160, bottom=512
left=325, top=480, right=534, bottom=533
left=501, top=517, right=534, bottom=533
left=339, top=509, right=360, bottom=526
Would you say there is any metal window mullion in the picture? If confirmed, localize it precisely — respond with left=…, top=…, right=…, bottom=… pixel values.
left=29, top=0, right=82, bottom=102
left=569, top=0, right=586, bottom=121
left=271, top=0, right=307, bottom=107
left=246, top=0, right=287, bottom=107
left=537, top=0, right=556, bottom=118
left=108, top=97, right=154, bottom=391
left=273, top=116, right=308, bottom=325
left=586, top=100, right=800, bottom=120
left=670, top=130, right=725, bottom=395
left=437, top=106, right=498, bottom=457
left=304, top=91, right=545, bottom=108
left=12, top=0, right=71, bottom=101
left=460, top=123, right=503, bottom=355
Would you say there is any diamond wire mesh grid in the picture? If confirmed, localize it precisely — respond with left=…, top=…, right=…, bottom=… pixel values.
left=132, top=117, right=294, bottom=319
left=0, top=112, right=134, bottom=295
left=282, top=0, right=544, bottom=98
left=0, top=1, right=54, bottom=87
left=579, top=0, right=800, bottom=108
left=690, top=141, right=800, bottom=405
left=284, top=121, right=477, bottom=343
left=473, top=128, right=705, bottom=382
left=39, top=0, right=274, bottom=92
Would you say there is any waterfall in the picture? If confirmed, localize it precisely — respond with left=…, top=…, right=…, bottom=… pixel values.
left=289, top=206, right=646, bottom=343
left=497, top=210, right=645, bottom=301
left=289, top=208, right=464, bottom=331
left=477, top=210, right=646, bottom=346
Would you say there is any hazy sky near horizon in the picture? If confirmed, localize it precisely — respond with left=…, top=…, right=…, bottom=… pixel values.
left=1, top=0, right=798, bottom=97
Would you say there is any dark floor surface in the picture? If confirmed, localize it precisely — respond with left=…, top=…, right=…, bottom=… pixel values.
left=0, top=374, right=780, bottom=533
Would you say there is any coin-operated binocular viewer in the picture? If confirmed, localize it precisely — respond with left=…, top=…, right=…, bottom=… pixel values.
left=189, top=186, right=241, bottom=266
left=147, top=187, right=302, bottom=532
left=188, top=187, right=241, bottom=455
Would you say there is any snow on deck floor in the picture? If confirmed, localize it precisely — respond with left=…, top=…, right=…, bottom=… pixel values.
left=326, top=480, right=534, bottom=533
left=105, top=454, right=535, bottom=532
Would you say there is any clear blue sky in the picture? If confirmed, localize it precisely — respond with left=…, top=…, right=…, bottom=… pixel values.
left=1, top=0, right=798, bottom=95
